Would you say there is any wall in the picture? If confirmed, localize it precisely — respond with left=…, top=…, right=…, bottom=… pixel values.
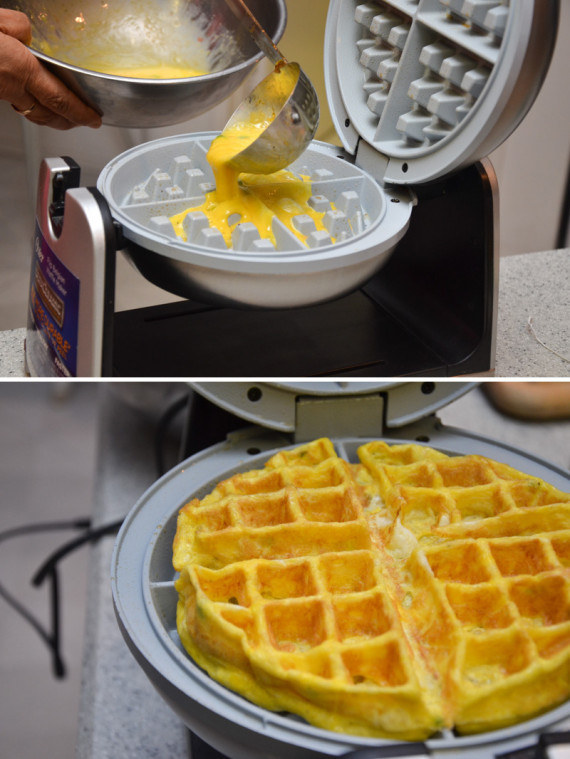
left=486, top=0, right=570, bottom=254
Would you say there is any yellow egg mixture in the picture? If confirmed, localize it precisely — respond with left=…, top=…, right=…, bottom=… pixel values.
left=37, top=38, right=206, bottom=78
left=82, top=63, right=207, bottom=78
left=33, top=6, right=209, bottom=79
left=169, top=66, right=333, bottom=249
left=169, top=138, right=331, bottom=248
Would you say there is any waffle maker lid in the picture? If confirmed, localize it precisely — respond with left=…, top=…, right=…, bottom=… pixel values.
left=111, top=383, right=570, bottom=759
left=324, top=0, right=559, bottom=185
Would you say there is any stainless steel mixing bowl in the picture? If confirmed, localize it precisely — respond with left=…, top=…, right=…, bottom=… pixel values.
left=3, top=0, right=287, bottom=128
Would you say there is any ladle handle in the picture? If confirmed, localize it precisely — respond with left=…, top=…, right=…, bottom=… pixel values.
left=224, top=0, right=286, bottom=66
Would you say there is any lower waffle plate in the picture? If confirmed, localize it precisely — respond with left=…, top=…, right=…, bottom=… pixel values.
left=112, top=427, right=570, bottom=759
left=97, top=133, right=414, bottom=308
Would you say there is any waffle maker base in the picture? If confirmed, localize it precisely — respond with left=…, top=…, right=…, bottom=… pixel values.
left=110, top=161, right=495, bottom=377
left=112, top=422, right=570, bottom=759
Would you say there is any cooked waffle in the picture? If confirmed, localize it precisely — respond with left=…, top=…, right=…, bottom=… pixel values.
left=173, top=438, right=570, bottom=739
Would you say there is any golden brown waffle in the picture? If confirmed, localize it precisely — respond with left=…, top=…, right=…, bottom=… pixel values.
left=173, top=438, right=570, bottom=739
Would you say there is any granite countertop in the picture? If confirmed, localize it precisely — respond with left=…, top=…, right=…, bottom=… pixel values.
left=1, top=249, right=568, bottom=378
left=494, top=248, right=569, bottom=377
left=76, top=386, right=570, bottom=759
left=0, top=327, right=26, bottom=377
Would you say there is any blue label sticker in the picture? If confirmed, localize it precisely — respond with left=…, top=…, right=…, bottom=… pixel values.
left=27, top=221, right=80, bottom=377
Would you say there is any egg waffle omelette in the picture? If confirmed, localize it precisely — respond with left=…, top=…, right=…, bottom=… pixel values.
left=173, top=438, right=570, bottom=740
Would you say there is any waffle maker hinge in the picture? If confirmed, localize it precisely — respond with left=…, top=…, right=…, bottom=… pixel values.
left=294, top=393, right=386, bottom=442
left=181, top=384, right=453, bottom=460
left=181, top=389, right=390, bottom=456
left=294, top=393, right=450, bottom=444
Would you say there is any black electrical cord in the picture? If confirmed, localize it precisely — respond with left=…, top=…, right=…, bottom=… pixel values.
left=32, top=519, right=124, bottom=587
left=0, top=517, right=122, bottom=678
left=0, top=521, right=86, bottom=670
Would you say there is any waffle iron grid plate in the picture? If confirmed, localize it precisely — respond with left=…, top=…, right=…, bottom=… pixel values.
left=112, top=430, right=570, bottom=759
left=97, top=136, right=413, bottom=309
left=328, top=0, right=558, bottom=184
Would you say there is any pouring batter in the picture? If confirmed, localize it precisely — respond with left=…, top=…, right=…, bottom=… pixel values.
left=169, top=64, right=331, bottom=249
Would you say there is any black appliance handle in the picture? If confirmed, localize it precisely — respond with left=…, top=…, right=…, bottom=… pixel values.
left=535, top=731, right=570, bottom=759
left=494, top=730, right=570, bottom=758
left=342, top=744, right=429, bottom=758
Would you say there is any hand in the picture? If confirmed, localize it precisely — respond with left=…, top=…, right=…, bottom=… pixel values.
left=0, top=9, right=102, bottom=129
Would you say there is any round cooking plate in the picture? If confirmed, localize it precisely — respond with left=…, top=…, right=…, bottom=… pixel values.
left=97, top=135, right=414, bottom=309
left=112, top=431, right=570, bottom=759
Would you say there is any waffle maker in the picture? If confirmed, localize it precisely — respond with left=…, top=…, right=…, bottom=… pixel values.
left=25, top=0, right=559, bottom=377
left=111, top=381, right=570, bottom=759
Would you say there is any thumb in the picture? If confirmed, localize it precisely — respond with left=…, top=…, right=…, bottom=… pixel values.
left=0, top=9, right=32, bottom=45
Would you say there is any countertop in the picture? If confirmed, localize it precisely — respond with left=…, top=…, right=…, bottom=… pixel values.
left=1, top=249, right=568, bottom=378
left=495, top=248, right=569, bottom=377
left=76, top=385, right=570, bottom=759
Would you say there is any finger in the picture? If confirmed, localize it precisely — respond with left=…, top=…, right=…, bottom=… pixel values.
left=12, top=100, right=79, bottom=130
left=0, top=28, right=101, bottom=129
left=0, top=9, right=32, bottom=44
left=11, top=101, right=36, bottom=116
left=24, top=54, right=102, bottom=128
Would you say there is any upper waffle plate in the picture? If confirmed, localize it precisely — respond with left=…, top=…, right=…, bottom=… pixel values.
left=325, top=0, right=558, bottom=184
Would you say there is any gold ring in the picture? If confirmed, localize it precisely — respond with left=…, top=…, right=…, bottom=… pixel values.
left=12, top=102, right=36, bottom=116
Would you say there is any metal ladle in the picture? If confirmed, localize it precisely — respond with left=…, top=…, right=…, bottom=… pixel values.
left=221, top=0, right=319, bottom=174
